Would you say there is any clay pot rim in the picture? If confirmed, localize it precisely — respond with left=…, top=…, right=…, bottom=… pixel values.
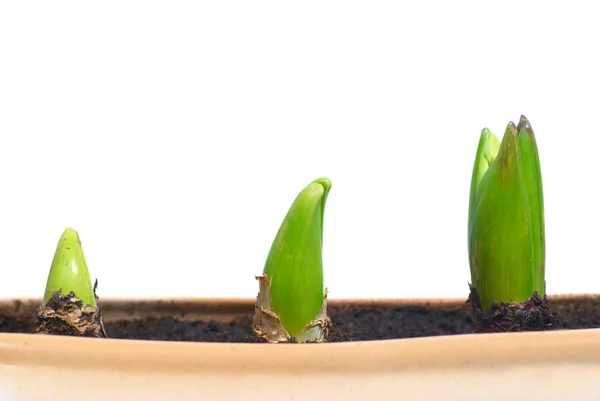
left=3, top=295, right=600, bottom=375
left=2, top=325, right=600, bottom=374
left=4, top=295, right=600, bottom=401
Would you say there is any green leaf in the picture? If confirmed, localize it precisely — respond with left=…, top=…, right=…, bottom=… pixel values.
left=42, top=227, right=96, bottom=307
left=263, top=177, right=331, bottom=338
left=517, top=115, right=546, bottom=296
left=468, top=129, right=501, bottom=264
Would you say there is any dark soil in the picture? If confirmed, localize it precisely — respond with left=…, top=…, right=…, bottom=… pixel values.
left=2, top=297, right=600, bottom=342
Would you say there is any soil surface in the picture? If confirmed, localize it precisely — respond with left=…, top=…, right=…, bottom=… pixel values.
left=2, top=297, right=600, bottom=342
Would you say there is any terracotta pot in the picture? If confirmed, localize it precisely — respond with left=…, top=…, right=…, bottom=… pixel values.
left=2, top=295, right=600, bottom=401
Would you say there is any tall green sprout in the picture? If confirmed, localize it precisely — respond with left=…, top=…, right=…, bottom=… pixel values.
left=253, top=177, right=331, bottom=343
left=468, top=116, right=545, bottom=310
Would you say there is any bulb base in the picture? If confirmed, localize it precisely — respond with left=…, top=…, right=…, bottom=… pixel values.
left=468, top=285, right=562, bottom=333
left=253, top=274, right=330, bottom=343
left=34, top=290, right=106, bottom=338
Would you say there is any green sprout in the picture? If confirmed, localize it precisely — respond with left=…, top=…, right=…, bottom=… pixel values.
left=468, top=116, right=545, bottom=310
left=42, top=227, right=96, bottom=307
left=253, top=177, right=332, bottom=343
left=35, top=227, right=105, bottom=337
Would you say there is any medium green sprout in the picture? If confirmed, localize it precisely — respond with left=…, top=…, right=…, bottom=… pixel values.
left=253, top=177, right=332, bottom=343
left=468, top=116, right=545, bottom=310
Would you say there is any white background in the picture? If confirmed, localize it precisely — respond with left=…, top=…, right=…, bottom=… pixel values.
left=0, top=2, right=598, bottom=300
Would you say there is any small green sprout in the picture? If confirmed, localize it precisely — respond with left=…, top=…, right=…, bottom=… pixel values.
left=35, top=227, right=106, bottom=337
left=468, top=116, right=545, bottom=310
left=42, top=227, right=96, bottom=307
left=253, top=177, right=332, bottom=343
